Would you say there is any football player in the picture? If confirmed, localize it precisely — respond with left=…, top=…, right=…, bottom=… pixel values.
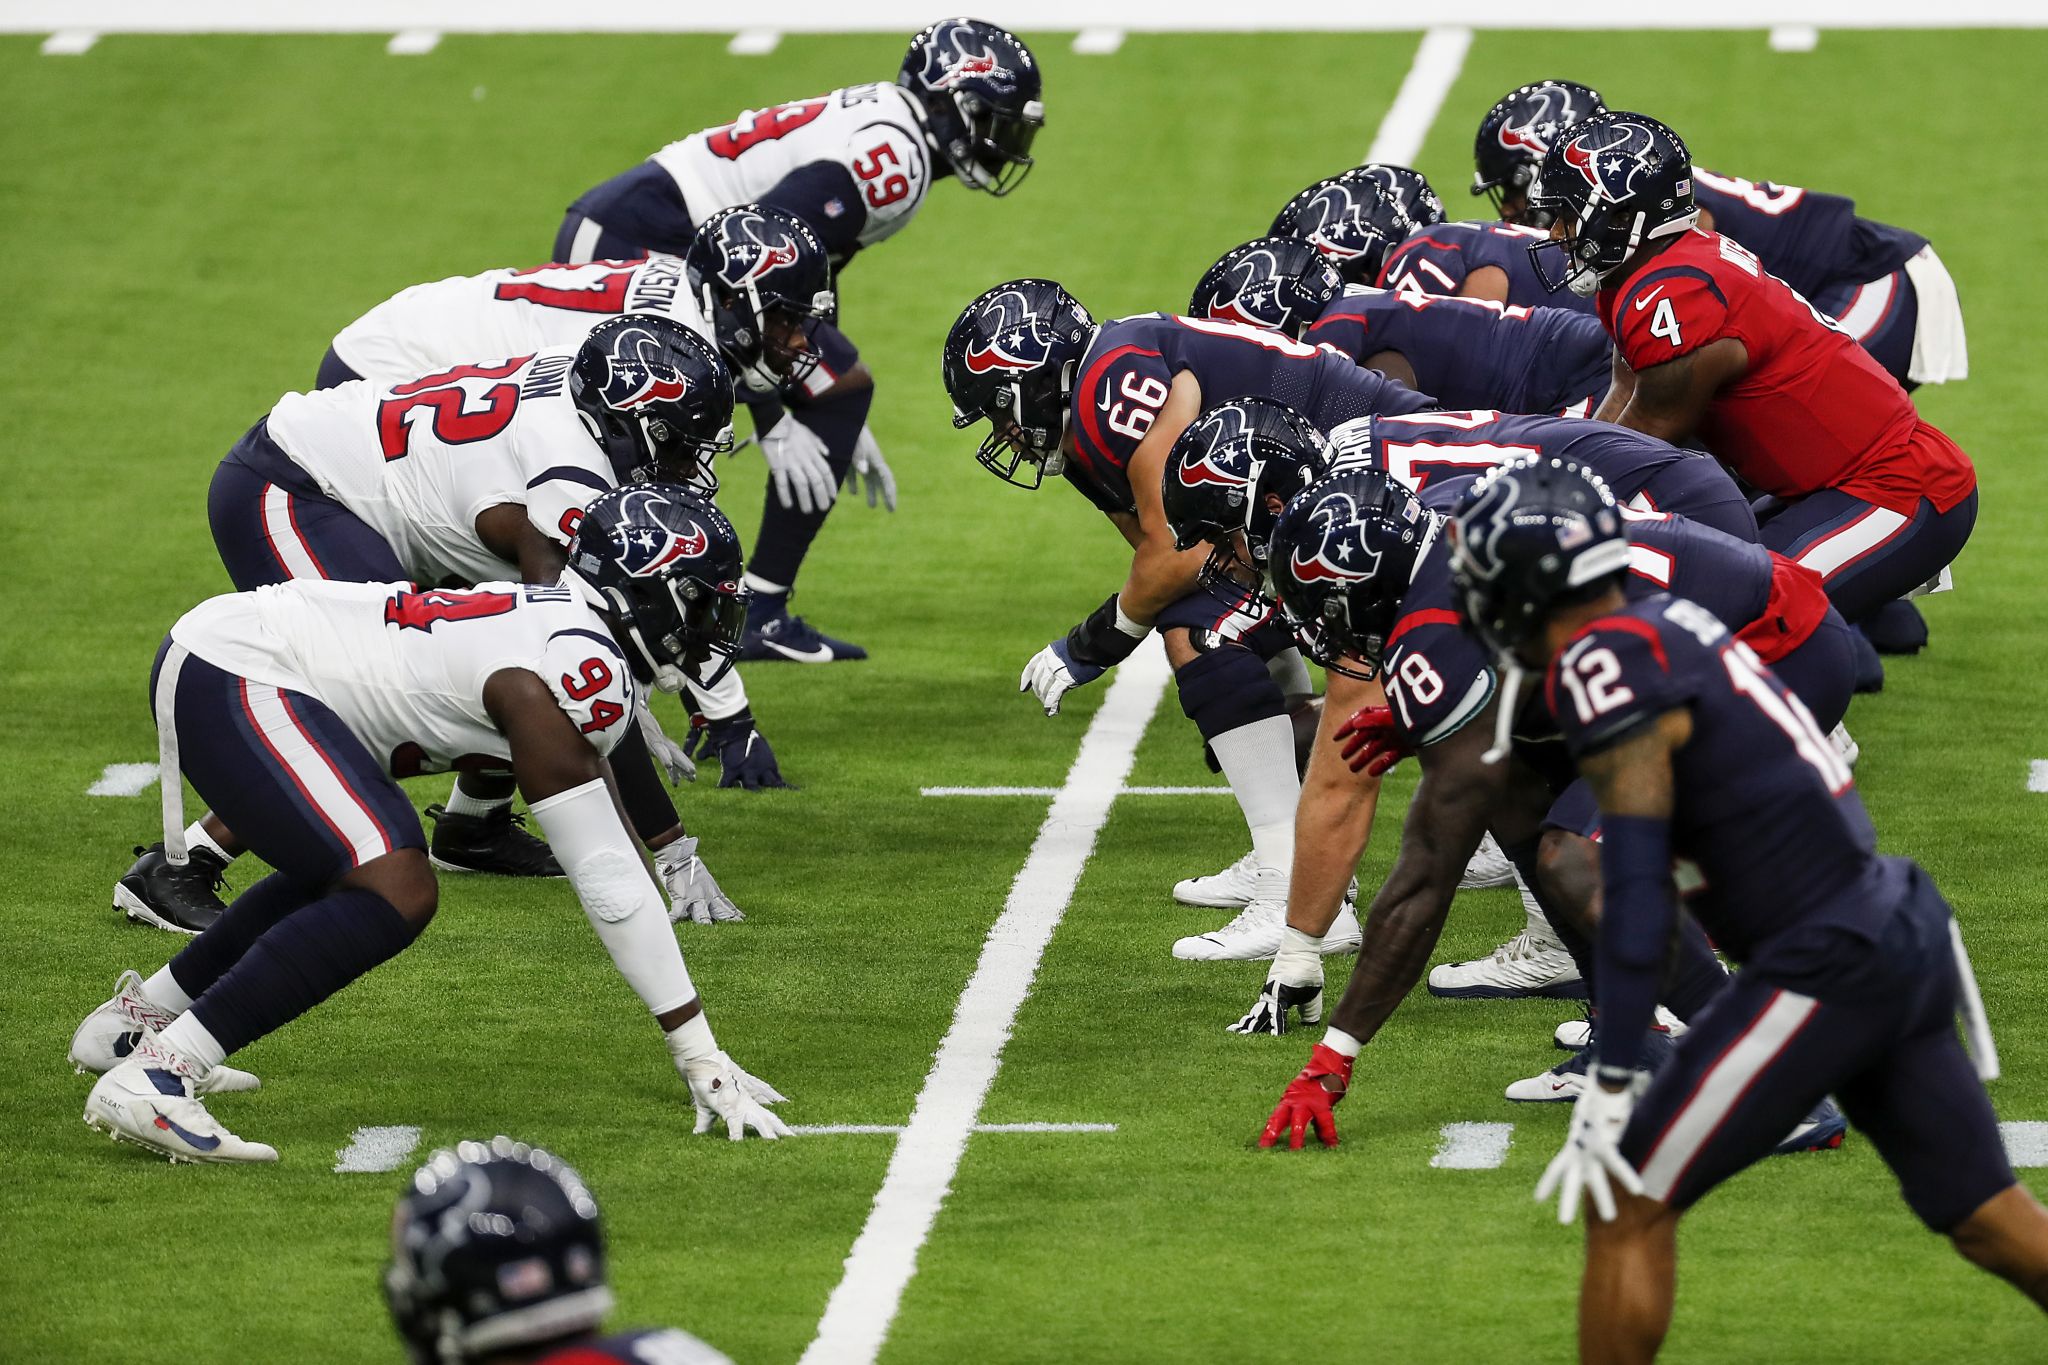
left=1267, top=168, right=1432, bottom=289
left=554, top=20, right=1045, bottom=662
left=71, top=487, right=791, bottom=1162
left=1357, top=159, right=1595, bottom=316
left=1189, top=236, right=1613, bottom=416
left=114, top=317, right=743, bottom=936
left=1446, top=462, right=2048, bottom=1358
left=1529, top=114, right=1976, bottom=633
left=386, top=1137, right=734, bottom=1365
left=942, top=279, right=1437, bottom=955
left=1473, top=79, right=1968, bottom=389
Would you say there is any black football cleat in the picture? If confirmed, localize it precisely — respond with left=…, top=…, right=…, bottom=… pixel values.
left=113, top=842, right=230, bottom=936
left=425, top=803, right=564, bottom=878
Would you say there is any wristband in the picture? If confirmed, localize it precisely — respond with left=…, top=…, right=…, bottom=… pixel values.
left=1271, top=927, right=1322, bottom=985
left=1318, top=1026, right=1364, bottom=1059
left=664, top=1012, right=718, bottom=1065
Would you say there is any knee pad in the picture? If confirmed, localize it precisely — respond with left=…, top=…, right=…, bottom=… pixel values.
left=1174, top=646, right=1285, bottom=741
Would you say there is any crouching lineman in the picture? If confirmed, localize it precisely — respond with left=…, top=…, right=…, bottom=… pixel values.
left=943, top=278, right=1437, bottom=956
left=1443, top=462, right=2048, bottom=1360
left=71, top=486, right=790, bottom=1162
left=386, top=1137, right=734, bottom=1364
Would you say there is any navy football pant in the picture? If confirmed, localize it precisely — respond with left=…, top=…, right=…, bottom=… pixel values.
left=746, top=324, right=873, bottom=590
left=314, top=345, right=364, bottom=391
left=1756, top=489, right=1977, bottom=625
left=1635, top=459, right=1759, bottom=542
left=209, top=420, right=406, bottom=591
left=555, top=161, right=697, bottom=262
left=1816, top=264, right=1918, bottom=389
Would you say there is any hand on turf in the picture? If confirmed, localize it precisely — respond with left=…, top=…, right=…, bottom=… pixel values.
left=684, top=1051, right=793, bottom=1141
left=636, top=703, right=698, bottom=785
left=656, top=836, right=745, bottom=925
left=687, top=710, right=790, bottom=790
left=844, top=424, right=898, bottom=511
left=760, top=415, right=837, bottom=515
left=1258, top=1043, right=1354, bottom=1149
left=1228, top=931, right=1325, bottom=1036
left=1335, top=705, right=1414, bottom=777
left=1535, top=1077, right=1645, bottom=1224
left=1019, top=640, right=1104, bottom=716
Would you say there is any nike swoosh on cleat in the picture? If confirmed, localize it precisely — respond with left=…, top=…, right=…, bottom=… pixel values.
left=151, top=1109, right=222, bottom=1152
left=763, top=639, right=834, bottom=663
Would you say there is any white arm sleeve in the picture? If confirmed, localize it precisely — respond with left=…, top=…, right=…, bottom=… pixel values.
left=682, top=653, right=749, bottom=722
left=529, top=778, right=697, bottom=1016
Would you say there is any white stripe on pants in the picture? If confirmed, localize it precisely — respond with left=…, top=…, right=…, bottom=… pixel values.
left=260, top=484, right=327, bottom=580
left=1795, top=505, right=1910, bottom=581
left=1639, top=989, right=1820, bottom=1201
left=241, top=681, right=390, bottom=866
left=1829, top=272, right=1897, bottom=341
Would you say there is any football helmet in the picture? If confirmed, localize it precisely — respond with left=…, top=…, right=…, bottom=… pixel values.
left=1269, top=170, right=1411, bottom=285
left=683, top=205, right=835, bottom=393
left=1188, top=237, right=1343, bottom=339
left=1472, top=80, right=1607, bottom=223
left=1447, top=456, right=1629, bottom=663
left=1527, top=111, right=1698, bottom=297
left=900, top=19, right=1044, bottom=195
left=1161, top=397, right=1331, bottom=596
left=942, top=278, right=1095, bottom=488
left=570, top=315, right=735, bottom=492
left=1268, top=468, right=1434, bottom=680
left=567, top=483, right=748, bottom=692
left=384, top=1137, right=611, bottom=1365
left=1354, top=163, right=1447, bottom=232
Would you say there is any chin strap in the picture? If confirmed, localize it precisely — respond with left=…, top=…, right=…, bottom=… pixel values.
left=1482, top=661, right=1525, bottom=766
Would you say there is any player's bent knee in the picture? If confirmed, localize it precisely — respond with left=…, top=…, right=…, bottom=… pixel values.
left=345, top=848, right=439, bottom=930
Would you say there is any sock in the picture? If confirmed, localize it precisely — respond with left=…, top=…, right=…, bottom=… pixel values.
left=167, top=871, right=321, bottom=999
left=156, top=1011, right=226, bottom=1072
left=1207, top=715, right=1301, bottom=872
left=443, top=776, right=512, bottom=819
left=186, top=821, right=234, bottom=862
left=1663, top=916, right=1731, bottom=1024
left=1501, top=835, right=1597, bottom=991
left=190, top=886, right=420, bottom=1055
left=143, top=965, right=195, bottom=1015
left=1513, top=871, right=1564, bottom=948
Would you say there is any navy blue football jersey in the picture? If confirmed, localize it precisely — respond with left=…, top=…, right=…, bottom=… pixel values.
left=1366, top=479, right=1498, bottom=750
left=1306, top=289, right=1611, bottom=416
left=1548, top=594, right=1895, bottom=965
left=1692, top=169, right=1928, bottom=302
left=538, top=1327, right=732, bottom=1365
left=1064, top=313, right=1434, bottom=516
left=1379, top=220, right=1598, bottom=315
left=1621, top=513, right=1772, bottom=634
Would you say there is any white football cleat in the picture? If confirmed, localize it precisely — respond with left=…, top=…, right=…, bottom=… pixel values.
left=68, top=971, right=258, bottom=1094
left=1427, top=929, right=1587, bottom=1000
left=1173, top=868, right=1363, bottom=961
left=1173, top=851, right=1354, bottom=908
left=1319, top=903, right=1363, bottom=956
left=1459, top=833, right=1518, bottom=889
left=1829, top=722, right=1860, bottom=768
left=1554, top=1008, right=1688, bottom=1051
left=84, top=1037, right=277, bottom=1164
left=658, top=836, right=744, bottom=924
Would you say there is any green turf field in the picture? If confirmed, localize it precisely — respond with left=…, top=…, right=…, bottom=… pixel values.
left=4, top=26, right=2047, bottom=1364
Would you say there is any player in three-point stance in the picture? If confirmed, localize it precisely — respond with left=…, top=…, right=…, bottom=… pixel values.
left=1442, top=458, right=2048, bottom=1362
left=71, top=486, right=790, bottom=1163
left=557, top=20, right=1045, bottom=663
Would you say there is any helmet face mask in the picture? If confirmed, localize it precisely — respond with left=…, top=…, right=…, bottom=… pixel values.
left=1525, top=111, right=1698, bottom=298
left=942, top=278, right=1093, bottom=489
left=567, top=484, right=749, bottom=692
left=901, top=20, right=1044, bottom=197
left=570, top=317, right=736, bottom=495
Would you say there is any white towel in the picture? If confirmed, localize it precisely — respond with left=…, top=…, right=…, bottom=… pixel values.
left=1904, top=244, right=1969, bottom=385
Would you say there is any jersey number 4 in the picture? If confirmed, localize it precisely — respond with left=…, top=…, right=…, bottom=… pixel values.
left=378, top=359, right=529, bottom=461
left=384, top=589, right=517, bottom=632
left=493, top=262, right=636, bottom=313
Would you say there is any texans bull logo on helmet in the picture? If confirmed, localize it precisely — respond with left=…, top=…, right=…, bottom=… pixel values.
left=1205, top=246, right=1292, bottom=328
left=611, top=488, right=710, bottom=575
left=963, top=287, right=1058, bottom=374
left=922, top=26, right=1018, bottom=94
left=1175, top=406, right=1256, bottom=491
left=1560, top=119, right=1666, bottom=205
left=1496, top=83, right=1592, bottom=158
left=1355, top=165, right=1443, bottom=232
left=1289, top=490, right=1386, bottom=584
left=599, top=326, right=693, bottom=410
left=1298, top=182, right=1377, bottom=263
left=714, top=211, right=802, bottom=286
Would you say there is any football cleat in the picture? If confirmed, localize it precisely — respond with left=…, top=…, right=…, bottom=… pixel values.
left=1173, top=869, right=1362, bottom=961
left=739, top=596, right=867, bottom=663
left=113, top=842, right=229, bottom=935
left=1554, top=1007, right=1686, bottom=1052
left=426, top=803, right=564, bottom=878
left=1772, top=1098, right=1848, bottom=1154
left=68, top=971, right=258, bottom=1094
left=1459, top=832, right=1518, bottom=889
left=1173, top=851, right=1356, bottom=908
left=1428, top=928, right=1587, bottom=1000
left=84, top=1038, right=277, bottom=1164
left=1507, top=1031, right=1675, bottom=1103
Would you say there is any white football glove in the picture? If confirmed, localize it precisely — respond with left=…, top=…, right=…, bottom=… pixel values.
left=844, top=424, right=898, bottom=511
left=759, top=415, right=837, bottom=515
left=1019, top=641, right=1105, bottom=717
left=636, top=703, right=697, bottom=785
left=656, top=836, right=744, bottom=924
left=1228, top=927, right=1326, bottom=1036
left=684, top=1051, right=793, bottom=1141
left=1535, top=1073, right=1647, bottom=1224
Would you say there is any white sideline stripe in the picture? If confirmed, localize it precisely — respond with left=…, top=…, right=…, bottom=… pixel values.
left=386, top=29, right=439, bottom=53
left=920, top=784, right=1231, bottom=797
left=88, top=762, right=160, bottom=797
left=2002, top=1123, right=2048, bottom=1167
left=1072, top=27, right=1125, bottom=54
left=1769, top=23, right=1821, bottom=50
left=727, top=28, right=780, bottom=55
left=2028, top=760, right=2048, bottom=793
left=334, top=1125, right=423, bottom=1173
left=799, top=638, right=1172, bottom=1365
left=1431, top=1121, right=1513, bottom=1169
left=41, top=28, right=98, bottom=53
left=1364, top=26, right=1472, bottom=164
left=792, top=1122, right=1119, bottom=1136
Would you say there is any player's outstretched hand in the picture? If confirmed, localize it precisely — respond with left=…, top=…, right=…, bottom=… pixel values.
left=1228, top=944, right=1326, bottom=1036
left=759, top=416, right=838, bottom=515
left=1535, top=1078, right=1645, bottom=1224
left=636, top=703, right=698, bottom=785
left=657, top=836, right=745, bottom=925
left=1335, top=705, right=1414, bottom=777
left=1258, top=1043, right=1354, bottom=1150
left=684, top=1051, right=793, bottom=1141
left=1019, top=640, right=1104, bottom=716
left=688, top=710, right=790, bottom=790
left=845, top=424, right=898, bottom=512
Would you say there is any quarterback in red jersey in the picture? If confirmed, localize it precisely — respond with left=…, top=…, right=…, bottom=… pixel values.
left=1527, top=112, right=1976, bottom=626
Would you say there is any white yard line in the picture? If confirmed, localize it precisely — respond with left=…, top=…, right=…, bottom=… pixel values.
left=1364, top=26, right=1473, bottom=165
left=334, top=1125, right=424, bottom=1173
left=41, top=29, right=98, bottom=53
left=727, top=29, right=780, bottom=55
left=1072, top=28, right=1125, bottom=54
left=386, top=29, right=440, bottom=54
left=791, top=1122, right=1119, bottom=1137
left=2028, top=760, right=2048, bottom=793
left=87, top=762, right=159, bottom=797
left=920, top=784, right=1230, bottom=797
left=1430, top=1121, right=1513, bottom=1169
left=2002, top=1122, right=2048, bottom=1167
left=798, top=638, right=1171, bottom=1365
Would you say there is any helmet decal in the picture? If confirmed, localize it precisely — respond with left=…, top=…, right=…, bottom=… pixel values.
left=1496, top=85, right=1579, bottom=157
left=933, top=50, right=1005, bottom=89
left=599, top=326, right=693, bottom=410
left=1289, top=491, right=1385, bottom=584
left=611, top=488, right=710, bottom=575
left=1560, top=120, right=1665, bottom=204
left=1175, top=406, right=1254, bottom=490
left=1207, top=246, right=1290, bottom=327
left=963, top=287, right=1057, bottom=373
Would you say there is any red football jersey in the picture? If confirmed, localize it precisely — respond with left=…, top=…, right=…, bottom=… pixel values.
left=1599, top=229, right=1972, bottom=514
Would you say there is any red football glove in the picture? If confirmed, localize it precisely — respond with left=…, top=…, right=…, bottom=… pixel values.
left=1258, top=1043, right=1355, bottom=1150
left=1335, top=705, right=1415, bottom=777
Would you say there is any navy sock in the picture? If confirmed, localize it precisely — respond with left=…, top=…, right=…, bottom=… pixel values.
left=190, top=886, right=420, bottom=1054
left=747, top=387, right=873, bottom=589
left=1174, top=646, right=1285, bottom=741
left=166, top=871, right=321, bottom=999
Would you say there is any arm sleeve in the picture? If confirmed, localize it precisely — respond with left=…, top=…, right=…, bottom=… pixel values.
left=681, top=652, right=749, bottom=722
left=529, top=778, right=697, bottom=1016
left=1610, top=266, right=1729, bottom=368
left=1594, top=813, right=1675, bottom=1074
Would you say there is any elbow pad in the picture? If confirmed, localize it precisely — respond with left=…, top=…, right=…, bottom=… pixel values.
left=530, top=779, right=697, bottom=1016
left=1064, top=594, right=1150, bottom=670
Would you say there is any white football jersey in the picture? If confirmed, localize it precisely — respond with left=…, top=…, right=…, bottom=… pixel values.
left=651, top=83, right=933, bottom=252
left=266, top=347, right=612, bottom=586
left=170, top=579, right=636, bottom=774
left=330, top=254, right=712, bottom=387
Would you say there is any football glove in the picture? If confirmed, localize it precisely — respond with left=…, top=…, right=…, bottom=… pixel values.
left=1019, top=639, right=1103, bottom=716
left=1336, top=704, right=1414, bottom=777
left=635, top=703, right=698, bottom=785
left=1535, top=1074, right=1647, bottom=1224
left=1228, top=928, right=1326, bottom=1036
left=686, top=709, right=790, bottom=790
left=656, top=835, right=744, bottom=925
left=845, top=424, right=898, bottom=511
left=759, top=414, right=837, bottom=515
left=1258, top=1043, right=1355, bottom=1150
left=682, top=1051, right=793, bottom=1141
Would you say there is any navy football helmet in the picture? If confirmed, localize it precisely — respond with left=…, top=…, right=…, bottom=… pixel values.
left=1527, top=111, right=1698, bottom=297
left=1473, top=80, right=1607, bottom=224
left=900, top=19, right=1044, bottom=195
left=683, top=205, right=835, bottom=393
left=385, top=1137, right=611, bottom=1365
left=1447, top=456, right=1630, bottom=664
left=1268, top=469, right=1434, bottom=680
left=567, top=483, right=747, bottom=692
left=1354, top=163, right=1447, bottom=232
left=1188, top=237, right=1343, bottom=339
left=571, top=315, right=734, bottom=492
left=942, top=278, right=1095, bottom=488
left=1161, top=397, right=1332, bottom=596
left=1269, top=170, right=1411, bottom=286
